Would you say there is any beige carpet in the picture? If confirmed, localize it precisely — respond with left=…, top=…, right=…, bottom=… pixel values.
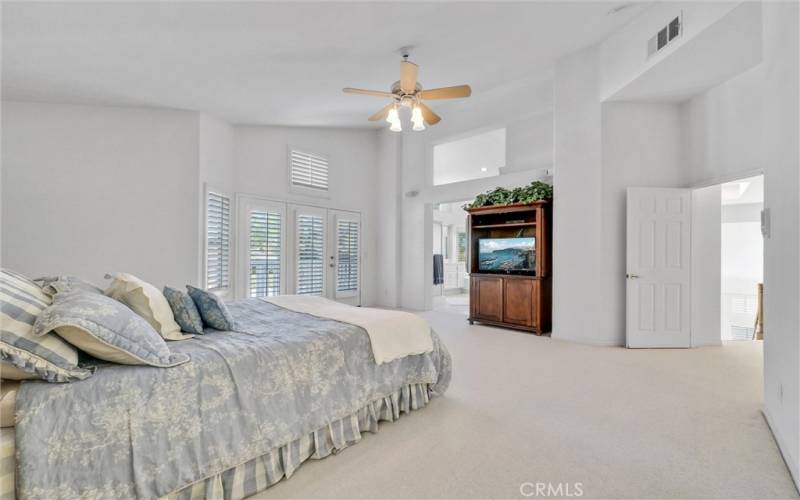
left=256, top=309, right=798, bottom=499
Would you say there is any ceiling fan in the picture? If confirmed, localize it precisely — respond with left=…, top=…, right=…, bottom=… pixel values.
left=343, top=50, right=471, bottom=131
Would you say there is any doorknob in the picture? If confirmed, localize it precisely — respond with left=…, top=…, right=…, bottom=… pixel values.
left=626, top=273, right=640, bottom=279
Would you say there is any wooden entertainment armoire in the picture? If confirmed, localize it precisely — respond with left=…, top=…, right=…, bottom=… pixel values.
left=465, top=201, right=551, bottom=334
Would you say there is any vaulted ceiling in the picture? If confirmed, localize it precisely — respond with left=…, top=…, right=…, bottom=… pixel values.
left=2, top=2, right=647, bottom=127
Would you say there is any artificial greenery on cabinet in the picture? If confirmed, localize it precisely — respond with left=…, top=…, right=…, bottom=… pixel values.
left=464, top=181, right=553, bottom=209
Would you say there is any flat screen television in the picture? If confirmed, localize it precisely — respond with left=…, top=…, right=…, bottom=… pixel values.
left=478, top=237, right=535, bottom=273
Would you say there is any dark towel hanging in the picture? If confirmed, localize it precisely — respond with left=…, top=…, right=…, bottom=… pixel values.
left=433, top=254, right=444, bottom=285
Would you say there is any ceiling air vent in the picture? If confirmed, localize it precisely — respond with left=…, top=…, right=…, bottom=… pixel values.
left=647, top=13, right=682, bottom=58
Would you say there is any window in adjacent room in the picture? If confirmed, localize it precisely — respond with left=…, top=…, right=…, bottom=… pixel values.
left=289, top=148, right=329, bottom=192
left=457, top=231, right=467, bottom=263
left=206, top=190, right=231, bottom=291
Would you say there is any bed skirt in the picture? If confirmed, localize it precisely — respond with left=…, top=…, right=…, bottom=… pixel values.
left=0, top=428, right=13, bottom=500
left=159, top=382, right=433, bottom=500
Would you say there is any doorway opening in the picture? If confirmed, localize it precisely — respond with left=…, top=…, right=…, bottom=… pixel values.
left=720, top=175, right=764, bottom=341
left=431, top=200, right=471, bottom=314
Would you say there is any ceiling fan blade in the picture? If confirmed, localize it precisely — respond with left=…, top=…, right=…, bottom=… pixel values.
left=368, top=103, right=393, bottom=122
left=419, top=85, right=472, bottom=100
left=343, top=87, right=395, bottom=98
left=418, top=102, right=441, bottom=125
left=400, top=61, right=418, bottom=93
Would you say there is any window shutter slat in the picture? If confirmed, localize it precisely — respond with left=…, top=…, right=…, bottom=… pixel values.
left=206, top=191, right=231, bottom=291
left=290, top=149, right=329, bottom=191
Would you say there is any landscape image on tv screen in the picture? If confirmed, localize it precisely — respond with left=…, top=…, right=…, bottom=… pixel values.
left=478, top=237, right=535, bottom=272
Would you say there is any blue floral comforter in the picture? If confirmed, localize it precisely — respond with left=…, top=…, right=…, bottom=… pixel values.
left=15, top=299, right=451, bottom=499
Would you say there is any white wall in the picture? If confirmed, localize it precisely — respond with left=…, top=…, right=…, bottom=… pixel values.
left=551, top=51, right=689, bottom=346
left=432, top=128, right=506, bottom=185
left=599, top=102, right=687, bottom=345
left=504, top=111, right=553, bottom=174
left=691, top=184, right=722, bottom=346
left=721, top=202, right=763, bottom=294
left=199, top=113, right=235, bottom=193
left=680, top=64, right=765, bottom=184
left=1, top=101, right=201, bottom=288
left=551, top=45, right=606, bottom=344
left=759, top=0, right=800, bottom=486
left=233, top=125, right=380, bottom=305
left=198, top=113, right=236, bottom=287
left=375, top=130, right=401, bottom=307
left=600, top=1, right=742, bottom=100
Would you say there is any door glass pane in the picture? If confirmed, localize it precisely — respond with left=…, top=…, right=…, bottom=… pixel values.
left=296, top=214, right=324, bottom=295
left=336, top=220, right=359, bottom=293
left=249, top=209, right=281, bottom=297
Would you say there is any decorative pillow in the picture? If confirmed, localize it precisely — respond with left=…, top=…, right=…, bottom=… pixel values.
left=105, top=273, right=191, bottom=341
left=37, top=276, right=104, bottom=296
left=186, top=285, right=235, bottom=331
left=0, top=380, right=19, bottom=427
left=0, top=269, right=92, bottom=382
left=163, top=287, right=204, bottom=335
left=33, top=291, right=190, bottom=367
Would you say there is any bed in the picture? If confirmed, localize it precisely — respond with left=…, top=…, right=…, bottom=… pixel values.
left=2, top=298, right=452, bottom=499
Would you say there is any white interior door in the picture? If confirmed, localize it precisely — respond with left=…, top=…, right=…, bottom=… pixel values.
left=626, top=187, right=691, bottom=348
left=237, top=197, right=285, bottom=298
left=328, top=210, right=361, bottom=305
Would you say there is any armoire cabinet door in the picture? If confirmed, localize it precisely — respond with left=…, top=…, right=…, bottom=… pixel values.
left=471, top=276, right=504, bottom=322
left=503, top=278, right=537, bottom=328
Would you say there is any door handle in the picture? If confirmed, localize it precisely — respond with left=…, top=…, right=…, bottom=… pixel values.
left=626, top=273, right=640, bottom=279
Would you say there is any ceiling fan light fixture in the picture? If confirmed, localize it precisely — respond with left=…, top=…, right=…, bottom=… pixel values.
left=386, top=105, right=400, bottom=124
left=411, top=105, right=425, bottom=131
left=344, top=53, right=470, bottom=129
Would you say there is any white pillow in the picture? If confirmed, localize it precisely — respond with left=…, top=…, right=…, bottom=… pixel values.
left=105, top=273, right=191, bottom=341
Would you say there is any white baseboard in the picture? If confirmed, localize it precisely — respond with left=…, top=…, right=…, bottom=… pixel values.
left=762, top=408, right=800, bottom=494
left=691, top=339, right=723, bottom=347
left=550, top=334, right=623, bottom=347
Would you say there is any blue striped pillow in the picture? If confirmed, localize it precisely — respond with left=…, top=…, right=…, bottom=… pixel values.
left=0, top=269, right=92, bottom=382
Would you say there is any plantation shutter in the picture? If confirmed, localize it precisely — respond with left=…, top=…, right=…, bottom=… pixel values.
left=248, top=209, right=282, bottom=297
left=290, top=150, right=329, bottom=191
left=296, top=214, right=325, bottom=295
left=336, top=219, right=359, bottom=296
left=206, top=191, right=231, bottom=291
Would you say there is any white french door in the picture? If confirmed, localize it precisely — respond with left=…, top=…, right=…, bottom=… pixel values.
left=329, top=210, right=361, bottom=305
left=290, top=204, right=328, bottom=297
left=238, top=198, right=361, bottom=304
left=237, top=198, right=286, bottom=298
left=626, top=187, right=691, bottom=348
